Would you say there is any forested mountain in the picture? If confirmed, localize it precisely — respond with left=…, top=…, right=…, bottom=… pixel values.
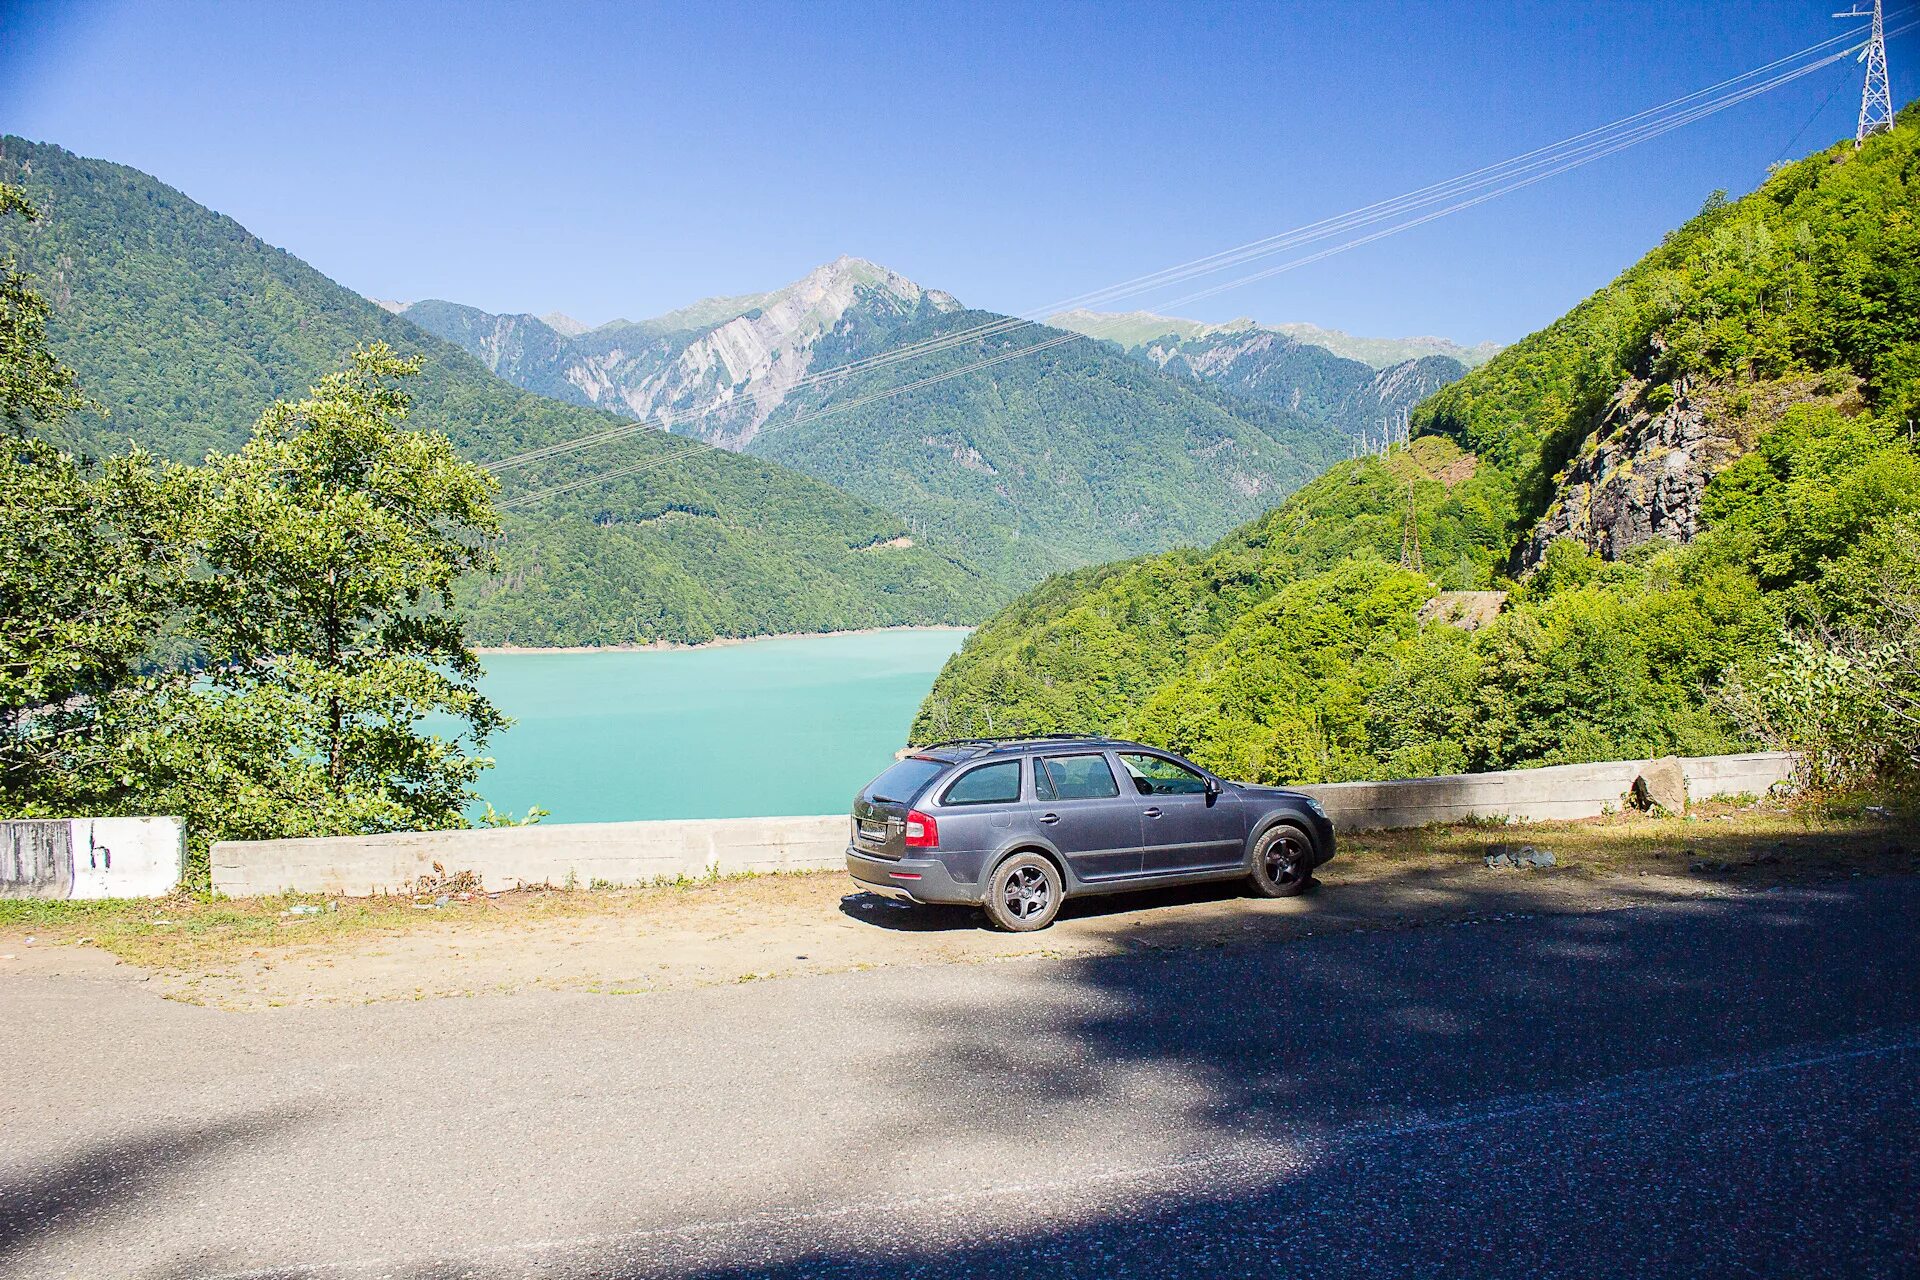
left=400, top=258, right=961, bottom=449
left=408, top=267, right=1361, bottom=591
left=1050, top=309, right=1502, bottom=369
left=0, top=137, right=989, bottom=645
left=745, top=309, right=1349, bottom=585
left=918, top=110, right=1920, bottom=788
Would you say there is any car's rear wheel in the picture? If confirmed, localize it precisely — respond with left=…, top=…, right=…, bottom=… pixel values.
left=1248, top=823, right=1314, bottom=897
left=982, top=853, right=1063, bottom=931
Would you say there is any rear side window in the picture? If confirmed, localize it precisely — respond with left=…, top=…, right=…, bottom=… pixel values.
left=865, top=757, right=946, bottom=803
left=943, top=761, right=1022, bottom=806
left=1036, top=754, right=1120, bottom=800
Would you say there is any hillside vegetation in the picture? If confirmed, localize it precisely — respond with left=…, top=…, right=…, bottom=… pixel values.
left=749, top=310, right=1348, bottom=585
left=414, top=274, right=1358, bottom=593
left=0, top=138, right=989, bottom=645
left=917, top=111, right=1920, bottom=791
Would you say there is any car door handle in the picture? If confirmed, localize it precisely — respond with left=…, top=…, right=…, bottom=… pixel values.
left=1039, top=812, right=1060, bottom=825
left=1143, top=807, right=1162, bottom=818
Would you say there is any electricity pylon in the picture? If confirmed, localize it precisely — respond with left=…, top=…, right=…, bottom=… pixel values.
left=1837, top=0, right=1896, bottom=147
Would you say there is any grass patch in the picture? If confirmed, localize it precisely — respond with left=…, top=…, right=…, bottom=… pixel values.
left=3, top=796, right=1911, bottom=975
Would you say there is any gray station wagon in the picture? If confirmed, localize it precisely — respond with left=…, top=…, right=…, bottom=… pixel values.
left=846, top=735, right=1335, bottom=931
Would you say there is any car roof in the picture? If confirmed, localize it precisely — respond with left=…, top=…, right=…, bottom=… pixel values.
left=908, top=735, right=1148, bottom=763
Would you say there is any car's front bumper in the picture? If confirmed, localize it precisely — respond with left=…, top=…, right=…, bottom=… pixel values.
left=846, top=847, right=980, bottom=905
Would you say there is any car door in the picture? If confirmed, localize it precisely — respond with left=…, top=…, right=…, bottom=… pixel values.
left=1031, top=752, right=1142, bottom=882
left=1116, top=751, right=1245, bottom=875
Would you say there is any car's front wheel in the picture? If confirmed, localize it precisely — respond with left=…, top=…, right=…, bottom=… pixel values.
left=1247, top=823, right=1314, bottom=897
left=982, top=852, right=1063, bottom=931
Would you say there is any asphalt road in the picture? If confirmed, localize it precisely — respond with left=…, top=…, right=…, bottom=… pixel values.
left=2, top=878, right=1916, bottom=1279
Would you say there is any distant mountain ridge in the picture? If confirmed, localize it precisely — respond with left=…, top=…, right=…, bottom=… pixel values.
left=1132, top=327, right=1467, bottom=448
left=0, top=136, right=990, bottom=646
left=402, top=263, right=1377, bottom=590
left=1050, top=308, right=1501, bottom=369
left=1041, top=310, right=1473, bottom=450
left=400, top=258, right=960, bottom=449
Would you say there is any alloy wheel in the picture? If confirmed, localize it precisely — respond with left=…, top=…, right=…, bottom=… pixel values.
left=1264, top=831, right=1307, bottom=887
left=1004, top=865, right=1053, bottom=921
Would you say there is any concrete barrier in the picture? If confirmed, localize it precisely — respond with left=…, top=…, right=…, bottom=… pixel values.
left=2, top=817, right=186, bottom=899
left=212, top=813, right=849, bottom=898
left=1295, top=752, right=1793, bottom=832
left=208, top=751, right=1795, bottom=898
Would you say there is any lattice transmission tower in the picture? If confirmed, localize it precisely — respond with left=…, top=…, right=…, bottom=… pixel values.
left=1398, top=479, right=1424, bottom=574
left=1837, top=0, right=1896, bottom=147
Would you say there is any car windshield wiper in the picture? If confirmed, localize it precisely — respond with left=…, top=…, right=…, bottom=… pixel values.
left=871, top=794, right=900, bottom=804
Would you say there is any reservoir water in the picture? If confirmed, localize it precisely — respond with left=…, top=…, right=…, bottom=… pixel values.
left=469, top=628, right=968, bottom=824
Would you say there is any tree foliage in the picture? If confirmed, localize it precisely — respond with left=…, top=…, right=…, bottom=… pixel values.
left=1, top=184, right=515, bottom=871
left=0, top=136, right=991, bottom=646
left=918, top=113, right=1920, bottom=789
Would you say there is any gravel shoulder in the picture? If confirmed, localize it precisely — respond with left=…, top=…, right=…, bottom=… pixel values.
left=2, top=801, right=1912, bottom=1011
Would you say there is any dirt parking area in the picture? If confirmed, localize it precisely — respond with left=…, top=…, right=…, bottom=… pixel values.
left=3, top=801, right=1912, bottom=1011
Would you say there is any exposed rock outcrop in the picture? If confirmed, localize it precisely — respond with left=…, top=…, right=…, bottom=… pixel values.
left=1518, top=373, right=1864, bottom=573
left=1419, top=590, right=1507, bottom=631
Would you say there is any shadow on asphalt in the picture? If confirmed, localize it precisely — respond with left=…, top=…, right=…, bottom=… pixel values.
left=1, top=1108, right=304, bottom=1268
left=837, top=877, right=1268, bottom=932
left=675, top=879, right=1920, bottom=1277
left=171, top=880, right=1919, bottom=1279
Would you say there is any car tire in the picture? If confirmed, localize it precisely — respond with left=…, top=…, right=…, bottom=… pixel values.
left=1247, top=822, right=1315, bottom=897
left=982, top=852, right=1064, bottom=932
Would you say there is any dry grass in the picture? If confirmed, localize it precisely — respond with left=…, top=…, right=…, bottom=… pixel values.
left=2, top=797, right=1912, bottom=979
left=1340, top=794, right=1915, bottom=880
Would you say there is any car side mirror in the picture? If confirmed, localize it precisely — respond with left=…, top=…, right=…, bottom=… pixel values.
left=1204, top=776, right=1222, bottom=804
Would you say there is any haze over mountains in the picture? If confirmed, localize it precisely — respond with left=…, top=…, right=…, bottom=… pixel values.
left=0, top=137, right=987, bottom=646
left=399, top=262, right=1484, bottom=582
left=1049, top=310, right=1503, bottom=370
left=397, top=259, right=961, bottom=451
left=0, top=134, right=1479, bottom=646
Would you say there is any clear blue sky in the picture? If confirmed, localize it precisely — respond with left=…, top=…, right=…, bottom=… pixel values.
left=2, top=1, right=1913, bottom=345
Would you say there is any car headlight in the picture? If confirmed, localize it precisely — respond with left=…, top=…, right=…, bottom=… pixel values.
left=1301, top=795, right=1327, bottom=819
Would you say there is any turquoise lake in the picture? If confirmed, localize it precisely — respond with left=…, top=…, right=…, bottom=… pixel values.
left=468, top=628, right=969, bottom=824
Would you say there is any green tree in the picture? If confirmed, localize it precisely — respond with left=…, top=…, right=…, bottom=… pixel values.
left=172, top=344, right=509, bottom=838
left=0, top=183, right=189, bottom=815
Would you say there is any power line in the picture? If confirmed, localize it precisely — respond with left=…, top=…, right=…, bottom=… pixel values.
left=497, top=22, right=1901, bottom=508
left=487, top=22, right=1888, bottom=481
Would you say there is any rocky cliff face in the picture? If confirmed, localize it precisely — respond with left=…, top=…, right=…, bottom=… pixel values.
left=1519, top=373, right=1864, bottom=572
left=402, top=257, right=961, bottom=450
left=1135, top=329, right=1467, bottom=446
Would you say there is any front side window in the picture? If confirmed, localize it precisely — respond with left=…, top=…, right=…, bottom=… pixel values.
left=943, top=761, right=1022, bottom=806
left=1036, top=753, right=1120, bottom=801
left=1118, top=752, right=1210, bottom=796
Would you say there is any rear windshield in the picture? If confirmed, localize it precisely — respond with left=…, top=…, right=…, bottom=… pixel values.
left=864, top=756, right=947, bottom=804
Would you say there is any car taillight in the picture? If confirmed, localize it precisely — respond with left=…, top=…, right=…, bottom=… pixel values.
left=903, top=809, right=939, bottom=849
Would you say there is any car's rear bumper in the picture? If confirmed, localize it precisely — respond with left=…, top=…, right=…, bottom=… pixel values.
left=846, top=847, right=980, bottom=905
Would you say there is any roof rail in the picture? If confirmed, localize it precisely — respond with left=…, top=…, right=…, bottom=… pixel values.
left=919, top=733, right=1105, bottom=750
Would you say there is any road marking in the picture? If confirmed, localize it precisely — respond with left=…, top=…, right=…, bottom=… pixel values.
left=198, top=1024, right=1920, bottom=1279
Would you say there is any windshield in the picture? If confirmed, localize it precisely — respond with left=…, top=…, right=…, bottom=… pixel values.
left=864, top=756, right=947, bottom=804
